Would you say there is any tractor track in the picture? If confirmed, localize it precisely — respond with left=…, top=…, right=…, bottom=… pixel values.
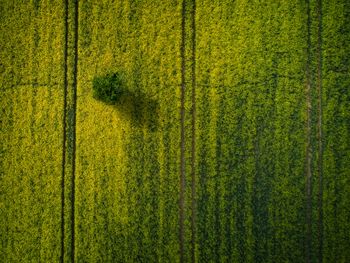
left=316, top=0, right=324, bottom=262
left=61, top=1, right=79, bottom=262
left=190, top=0, right=197, bottom=262
left=305, top=1, right=313, bottom=262
left=179, top=0, right=186, bottom=262
left=60, top=0, right=68, bottom=261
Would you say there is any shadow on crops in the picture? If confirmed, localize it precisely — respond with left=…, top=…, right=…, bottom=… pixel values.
left=92, top=72, right=159, bottom=132
left=115, top=90, right=159, bottom=132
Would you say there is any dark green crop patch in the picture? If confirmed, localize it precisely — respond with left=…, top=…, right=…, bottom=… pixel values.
left=92, top=72, right=125, bottom=104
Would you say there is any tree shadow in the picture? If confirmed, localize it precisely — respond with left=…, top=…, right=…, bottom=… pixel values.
left=92, top=72, right=160, bottom=132
left=114, top=89, right=159, bottom=132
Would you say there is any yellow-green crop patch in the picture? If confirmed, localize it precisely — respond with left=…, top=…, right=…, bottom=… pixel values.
left=1, top=0, right=349, bottom=262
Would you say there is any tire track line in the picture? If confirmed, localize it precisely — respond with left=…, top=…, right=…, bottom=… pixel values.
left=60, top=0, right=68, bottom=261
left=71, top=1, right=79, bottom=262
left=305, top=1, right=313, bottom=262
left=190, top=0, right=197, bottom=262
left=180, top=0, right=186, bottom=261
left=61, top=1, right=79, bottom=262
left=316, top=0, right=324, bottom=262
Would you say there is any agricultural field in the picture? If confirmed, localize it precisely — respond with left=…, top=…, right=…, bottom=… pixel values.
left=1, top=0, right=349, bottom=262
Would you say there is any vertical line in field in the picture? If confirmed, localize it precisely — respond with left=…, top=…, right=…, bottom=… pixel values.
left=71, top=0, right=79, bottom=262
left=180, top=0, right=186, bottom=262
left=305, top=0, right=313, bottom=262
left=60, top=0, right=69, bottom=262
left=30, top=3, right=38, bottom=144
left=316, top=0, right=323, bottom=262
left=190, top=0, right=196, bottom=262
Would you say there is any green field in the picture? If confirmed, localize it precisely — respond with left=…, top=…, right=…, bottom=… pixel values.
left=1, top=0, right=349, bottom=262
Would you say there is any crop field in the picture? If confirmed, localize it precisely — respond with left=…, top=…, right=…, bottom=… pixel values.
left=1, top=0, right=349, bottom=262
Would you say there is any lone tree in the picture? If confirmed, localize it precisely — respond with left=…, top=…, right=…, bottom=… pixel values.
left=92, top=72, right=125, bottom=104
